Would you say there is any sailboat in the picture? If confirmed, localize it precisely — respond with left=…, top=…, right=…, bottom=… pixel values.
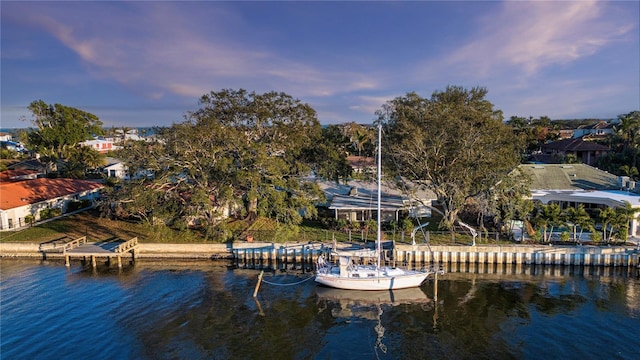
left=315, top=125, right=438, bottom=290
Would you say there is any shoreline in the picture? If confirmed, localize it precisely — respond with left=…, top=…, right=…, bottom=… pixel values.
left=1, top=242, right=639, bottom=269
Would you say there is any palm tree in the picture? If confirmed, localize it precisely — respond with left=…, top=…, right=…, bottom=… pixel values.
left=613, top=201, right=640, bottom=242
left=619, top=165, right=639, bottom=180
left=598, top=207, right=617, bottom=243
left=564, top=204, right=592, bottom=242
left=119, top=126, right=132, bottom=142
left=531, top=203, right=562, bottom=243
left=615, top=111, right=640, bottom=170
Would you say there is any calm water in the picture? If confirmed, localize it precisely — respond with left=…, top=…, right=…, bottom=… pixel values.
left=1, top=259, right=639, bottom=360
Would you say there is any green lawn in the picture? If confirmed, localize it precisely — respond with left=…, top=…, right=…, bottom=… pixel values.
left=1, top=210, right=485, bottom=245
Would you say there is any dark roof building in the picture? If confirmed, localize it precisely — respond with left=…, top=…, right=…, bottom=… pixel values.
left=540, top=138, right=609, bottom=166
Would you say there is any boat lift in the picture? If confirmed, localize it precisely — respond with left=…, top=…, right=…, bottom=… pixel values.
left=410, top=222, right=429, bottom=245
left=457, top=220, right=478, bottom=246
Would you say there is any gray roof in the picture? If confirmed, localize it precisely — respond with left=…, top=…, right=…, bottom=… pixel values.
left=518, top=164, right=619, bottom=190
left=329, top=193, right=406, bottom=211
left=317, top=179, right=436, bottom=210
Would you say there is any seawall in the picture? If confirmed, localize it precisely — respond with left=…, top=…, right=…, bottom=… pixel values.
left=1, top=242, right=639, bottom=269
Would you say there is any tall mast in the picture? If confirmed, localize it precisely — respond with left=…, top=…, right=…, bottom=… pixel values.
left=377, top=124, right=382, bottom=268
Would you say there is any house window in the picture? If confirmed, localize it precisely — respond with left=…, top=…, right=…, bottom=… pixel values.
left=8, top=219, right=12, bottom=229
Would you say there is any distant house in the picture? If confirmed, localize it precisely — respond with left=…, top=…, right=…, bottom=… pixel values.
left=557, top=129, right=575, bottom=140
left=540, top=138, right=609, bottom=166
left=346, top=156, right=375, bottom=174
left=0, top=178, right=103, bottom=231
left=0, top=132, right=13, bottom=142
left=573, top=121, right=616, bottom=139
left=7, top=159, right=49, bottom=176
left=79, top=138, right=120, bottom=154
left=0, top=169, right=40, bottom=182
left=0, top=141, right=26, bottom=153
left=101, top=157, right=153, bottom=180
left=102, top=157, right=128, bottom=179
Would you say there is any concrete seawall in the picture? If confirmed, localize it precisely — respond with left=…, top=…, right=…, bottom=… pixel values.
left=0, top=242, right=234, bottom=259
left=1, top=242, right=639, bottom=270
left=394, top=244, right=640, bottom=268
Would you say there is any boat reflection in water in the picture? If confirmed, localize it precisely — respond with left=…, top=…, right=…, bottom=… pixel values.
left=315, top=286, right=432, bottom=310
left=315, top=285, right=436, bottom=357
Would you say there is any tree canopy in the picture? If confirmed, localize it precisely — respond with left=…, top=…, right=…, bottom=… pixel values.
left=377, top=86, right=524, bottom=231
left=106, top=89, right=328, bottom=237
left=24, top=100, right=104, bottom=176
left=25, top=100, right=104, bottom=160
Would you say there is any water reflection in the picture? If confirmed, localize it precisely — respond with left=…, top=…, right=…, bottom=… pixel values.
left=1, top=259, right=639, bottom=360
left=314, top=286, right=436, bottom=358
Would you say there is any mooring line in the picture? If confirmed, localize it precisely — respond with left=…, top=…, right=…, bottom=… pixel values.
left=261, top=275, right=315, bottom=286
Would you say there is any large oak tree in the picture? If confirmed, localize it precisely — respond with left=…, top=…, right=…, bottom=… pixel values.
left=377, top=86, right=524, bottom=232
left=109, top=89, right=326, bottom=237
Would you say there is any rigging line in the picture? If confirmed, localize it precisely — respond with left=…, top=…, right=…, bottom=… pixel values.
left=261, top=275, right=315, bottom=286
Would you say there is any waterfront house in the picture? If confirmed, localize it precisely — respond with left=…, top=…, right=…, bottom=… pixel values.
left=320, top=180, right=435, bottom=223
left=519, top=163, right=640, bottom=237
left=0, top=178, right=103, bottom=231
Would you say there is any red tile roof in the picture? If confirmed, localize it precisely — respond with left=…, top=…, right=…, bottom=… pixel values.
left=0, top=178, right=104, bottom=210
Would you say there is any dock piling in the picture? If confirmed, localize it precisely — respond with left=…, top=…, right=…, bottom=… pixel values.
left=253, top=270, right=264, bottom=298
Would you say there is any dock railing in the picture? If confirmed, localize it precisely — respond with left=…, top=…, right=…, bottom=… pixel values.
left=39, top=236, right=87, bottom=253
left=114, top=237, right=138, bottom=253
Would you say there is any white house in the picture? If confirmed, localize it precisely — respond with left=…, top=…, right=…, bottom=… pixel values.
left=519, top=164, right=640, bottom=237
left=103, top=157, right=129, bottom=179
left=0, top=132, right=13, bottom=142
left=79, top=138, right=121, bottom=154
left=102, top=157, right=153, bottom=180
left=0, top=178, right=103, bottom=231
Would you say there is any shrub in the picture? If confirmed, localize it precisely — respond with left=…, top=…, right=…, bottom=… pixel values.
left=40, top=207, right=62, bottom=220
left=402, top=217, right=414, bottom=233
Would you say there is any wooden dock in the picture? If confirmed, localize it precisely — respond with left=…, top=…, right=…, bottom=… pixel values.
left=39, top=236, right=139, bottom=268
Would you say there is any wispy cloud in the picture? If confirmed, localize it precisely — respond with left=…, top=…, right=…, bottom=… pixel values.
left=15, top=2, right=379, bottom=105
left=2, top=1, right=636, bottom=127
left=421, top=1, right=634, bottom=80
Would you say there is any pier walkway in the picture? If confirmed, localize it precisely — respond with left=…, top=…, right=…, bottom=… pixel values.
left=39, top=236, right=139, bottom=268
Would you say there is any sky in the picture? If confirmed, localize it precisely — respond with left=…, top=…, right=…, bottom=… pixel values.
left=1, top=1, right=638, bottom=129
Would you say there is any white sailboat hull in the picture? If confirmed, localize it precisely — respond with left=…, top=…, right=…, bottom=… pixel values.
left=315, top=265, right=432, bottom=290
